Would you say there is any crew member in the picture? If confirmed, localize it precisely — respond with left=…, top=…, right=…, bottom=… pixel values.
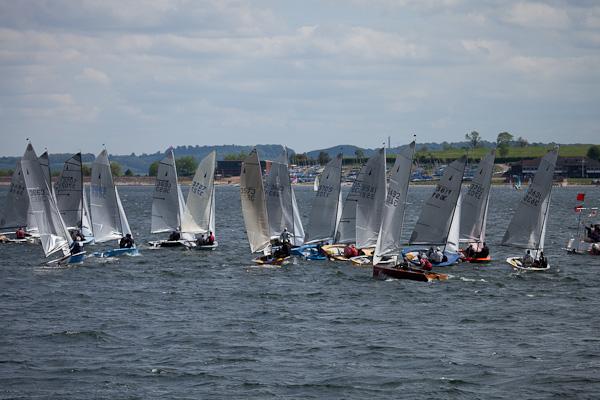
left=119, top=233, right=134, bottom=248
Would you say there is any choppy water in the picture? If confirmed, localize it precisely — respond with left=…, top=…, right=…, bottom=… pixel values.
left=1, top=185, right=600, bottom=399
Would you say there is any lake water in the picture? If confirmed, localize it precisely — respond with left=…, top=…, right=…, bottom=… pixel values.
left=1, top=185, right=600, bottom=399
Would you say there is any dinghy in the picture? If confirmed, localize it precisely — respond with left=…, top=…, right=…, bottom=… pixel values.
left=324, top=148, right=387, bottom=261
left=294, top=154, right=343, bottom=259
left=183, top=151, right=218, bottom=250
left=89, top=149, right=139, bottom=257
left=371, top=141, right=447, bottom=281
left=0, top=158, right=38, bottom=242
left=264, top=148, right=305, bottom=247
left=565, top=192, right=599, bottom=255
left=21, top=143, right=84, bottom=265
left=501, top=147, right=558, bottom=271
left=54, top=153, right=94, bottom=244
left=240, top=149, right=290, bottom=265
left=403, top=157, right=466, bottom=267
left=459, top=150, right=495, bottom=263
left=149, top=149, right=199, bottom=249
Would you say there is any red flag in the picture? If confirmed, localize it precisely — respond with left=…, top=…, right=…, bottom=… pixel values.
left=575, top=205, right=583, bottom=213
left=577, top=193, right=585, bottom=201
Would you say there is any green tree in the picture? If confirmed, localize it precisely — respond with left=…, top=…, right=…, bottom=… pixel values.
left=148, top=161, right=159, bottom=176
left=496, top=131, right=513, bottom=157
left=110, top=162, right=122, bottom=177
left=517, top=136, right=528, bottom=147
left=124, top=169, right=134, bottom=177
left=224, top=151, right=248, bottom=161
left=587, top=145, right=600, bottom=161
left=176, top=156, right=198, bottom=177
left=354, top=149, right=364, bottom=164
left=465, top=131, right=481, bottom=150
left=0, top=169, right=14, bottom=177
left=82, top=164, right=91, bottom=176
left=318, top=151, right=331, bottom=165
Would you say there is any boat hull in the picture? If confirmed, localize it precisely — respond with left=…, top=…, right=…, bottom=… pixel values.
left=506, top=257, right=550, bottom=271
left=402, top=248, right=461, bottom=267
left=94, top=247, right=140, bottom=258
left=148, top=240, right=196, bottom=248
left=253, top=255, right=290, bottom=266
left=373, top=265, right=448, bottom=282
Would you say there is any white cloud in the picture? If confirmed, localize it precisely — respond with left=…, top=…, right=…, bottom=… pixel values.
left=78, top=67, right=110, bottom=85
left=505, top=2, right=570, bottom=29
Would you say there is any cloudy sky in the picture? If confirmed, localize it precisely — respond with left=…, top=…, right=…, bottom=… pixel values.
left=1, top=0, right=599, bottom=156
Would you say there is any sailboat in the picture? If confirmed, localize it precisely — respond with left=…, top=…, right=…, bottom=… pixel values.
left=372, top=141, right=447, bottom=281
left=149, top=148, right=199, bottom=248
left=89, top=149, right=139, bottom=257
left=264, top=148, right=305, bottom=247
left=240, top=148, right=288, bottom=265
left=0, top=158, right=38, bottom=242
left=323, top=148, right=387, bottom=261
left=502, top=148, right=558, bottom=271
left=54, top=153, right=94, bottom=244
left=402, top=156, right=467, bottom=267
left=459, top=149, right=495, bottom=263
left=21, top=143, right=85, bottom=264
left=566, top=192, right=599, bottom=255
left=293, top=154, right=343, bottom=260
left=183, top=151, right=218, bottom=250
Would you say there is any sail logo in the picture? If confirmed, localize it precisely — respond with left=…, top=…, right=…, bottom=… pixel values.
left=316, top=185, right=333, bottom=197
left=241, top=186, right=256, bottom=201
left=466, top=183, right=484, bottom=200
left=523, top=189, right=542, bottom=207
left=91, top=185, right=107, bottom=199
left=386, top=189, right=402, bottom=207
left=432, top=185, right=452, bottom=201
left=155, top=179, right=171, bottom=194
left=191, top=181, right=207, bottom=196
left=28, top=187, right=47, bottom=201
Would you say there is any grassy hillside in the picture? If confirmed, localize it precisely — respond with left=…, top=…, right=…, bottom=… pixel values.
left=413, top=144, right=593, bottom=161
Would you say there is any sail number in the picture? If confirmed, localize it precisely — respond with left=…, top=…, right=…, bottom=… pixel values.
left=386, top=189, right=402, bottom=207
left=56, top=176, right=77, bottom=190
left=316, top=185, right=333, bottom=198
left=28, top=187, right=48, bottom=201
left=466, top=183, right=483, bottom=200
left=155, top=179, right=171, bottom=194
left=523, top=189, right=542, bottom=207
left=191, top=181, right=207, bottom=196
left=241, top=186, right=256, bottom=201
left=264, top=183, right=283, bottom=198
left=351, top=182, right=377, bottom=199
left=9, top=182, right=25, bottom=196
left=432, top=185, right=452, bottom=201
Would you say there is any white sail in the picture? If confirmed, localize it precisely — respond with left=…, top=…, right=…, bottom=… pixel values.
left=356, top=148, right=387, bottom=249
left=81, top=185, right=94, bottom=240
left=90, top=149, right=123, bottom=242
left=115, top=186, right=132, bottom=237
left=374, top=142, right=415, bottom=265
left=336, top=167, right=363, bottom=244
left=38, top=151, right=53, bottom=191
left=313, top=174, right=320, bottom=192
left=183, top=151, right=216, bottom=235
left=54, top=153, right=83, bottom=229
left=264, top=150, right=305, bottom=245
left=460, top=150, right=495, bottom=244
left=305, top=154, right=343, bottom=243
left=151, top=149, right=182, bottom=233
left=409, top=157, right=466, bottom=246
left=0, top=161, right=32, bottom=229
left=21, top=143, right=72, bottom=257
left=240, top=149, right=271, bottom=253
left=446, top=193, right=462, bottom=253
left=502, top=148, right=558, bottom=250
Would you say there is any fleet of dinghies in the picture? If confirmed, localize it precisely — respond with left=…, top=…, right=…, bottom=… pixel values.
left=2, top=141, right=597, bottom=274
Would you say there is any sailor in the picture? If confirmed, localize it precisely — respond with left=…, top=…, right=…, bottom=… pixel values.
left=522, top=250, right=534, bottom=266
left=70, top=238, right=84, bottom=255
left=426, top=246, right=435, bottom=259
left=591, top=243, right=600, bottom=255
left=119, top=233, right=134, bottom=248
left=464, top=243, right=476, bottom=258
left=419, top=255, right=432, bottom=271
left=538, top=251, right=547, bottom=268
left=478, top=242, right=490, bottom=258
left=344, top=244, right=353, bottom=258
left=168, top=231, right=181, bottom=241
left=208, top=231, right=215, bottom=245
left=15, top=227, right=26, bottom=240
left=280, top=227, right=291, bottom=244
left=431, top=247, right=444, bottom=263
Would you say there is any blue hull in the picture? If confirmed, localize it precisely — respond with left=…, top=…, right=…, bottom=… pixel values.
left=291, top=244, right=327, bottom=260
left=401, top=247, right=461, bottom=267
